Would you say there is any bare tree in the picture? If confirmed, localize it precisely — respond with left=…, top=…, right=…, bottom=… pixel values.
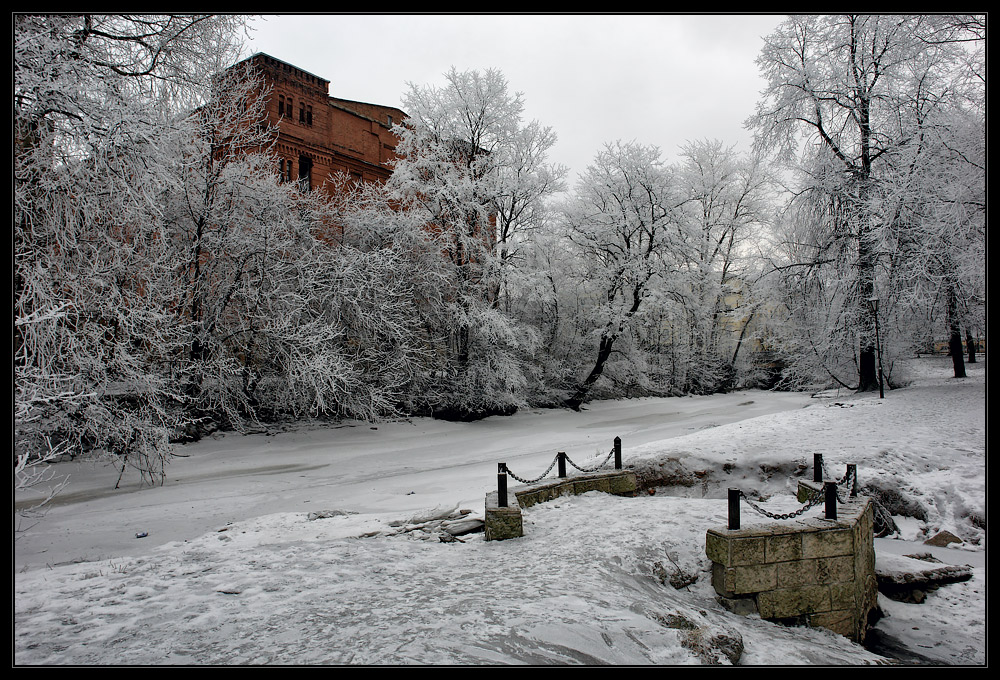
left=492, top=121, right=568, bottom=310
left=561, top=142, right=686, bottom=410
left=673, top=139, right=775, bottom=391
left=14, top=15, right=249, bottom=487
left=388, top=67, right=546, bottom=419
left=748, top=14, right=979, bottom=390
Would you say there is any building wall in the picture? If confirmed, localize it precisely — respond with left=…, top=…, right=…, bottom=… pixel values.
left=243, top=53, right=406, bottom=194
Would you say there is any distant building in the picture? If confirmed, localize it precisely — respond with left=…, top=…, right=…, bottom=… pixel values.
left=239, top=52, right=406, bottom=194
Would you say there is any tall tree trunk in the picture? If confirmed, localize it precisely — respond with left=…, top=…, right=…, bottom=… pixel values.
left=946, top=281, right=966, bottom=378
left=565, top=334, right=617, bottom=411
left=854, top=46, right=880, bottom=394
left=856, top=243, right=880, bottom=392
left=565, top=284, right=643, bottom=410
left=965, top=328, right=977, bottom=364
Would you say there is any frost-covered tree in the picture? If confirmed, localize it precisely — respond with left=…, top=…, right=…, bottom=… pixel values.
left=161, top=59, right=281, bottom=420
left=877, top=57, right=985, bottom=378
left=672, top=139, right=775, bottom=392
left=14, top=15, right=249, bottom=487
left=492, top=121, right=568, bottom=309
left=748, top=14, right=982, bottom=390
left=160, top=61, right=439, bottom=428
left=561, top=142, right=688, bottom=410
left=15, top=15, right=443, bottom=503
left=388, top=67, right=549, bottom=419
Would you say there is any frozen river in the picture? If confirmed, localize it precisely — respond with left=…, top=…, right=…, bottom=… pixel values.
left=16, top=390, right=814, bottom=571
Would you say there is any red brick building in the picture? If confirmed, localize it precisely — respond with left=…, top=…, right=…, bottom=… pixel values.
left=243, top=52, right=406, bottom=194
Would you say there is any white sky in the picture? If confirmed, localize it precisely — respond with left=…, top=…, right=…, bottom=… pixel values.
left=245, top=14, right=786, bottom=185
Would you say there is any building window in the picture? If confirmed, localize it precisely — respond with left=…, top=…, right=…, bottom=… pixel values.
left=306, top=105, right=313, bottom=126
left=299, top=101, right=305, bottom=123
left=387, top=114, right=392, bottom=127
left=278, top=94, right=285, bottom=117
left=298, top=155, right=312, bottom=191
left=279, top=158, right=285, bottom=180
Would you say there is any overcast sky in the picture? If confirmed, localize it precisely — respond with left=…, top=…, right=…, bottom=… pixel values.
left=246, top=14, right=787, bottom=185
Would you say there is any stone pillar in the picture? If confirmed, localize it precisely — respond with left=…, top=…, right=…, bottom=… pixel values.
left=705, top=497, right=877, bottom=642
left=484, top=490, right=522, bottom=541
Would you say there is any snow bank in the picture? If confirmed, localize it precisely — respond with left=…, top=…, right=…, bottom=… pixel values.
left=14, top=356, right=985, bottom=665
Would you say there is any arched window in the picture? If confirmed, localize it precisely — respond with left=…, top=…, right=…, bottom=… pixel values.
left=298, top=155, right=312, bottom=191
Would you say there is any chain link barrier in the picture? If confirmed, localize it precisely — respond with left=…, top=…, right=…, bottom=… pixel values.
left=821, top=458, right=851, bottom=487
left=504, top=449, right=879, bottom=532
left=565, top=448, right=616, bottom=473
left=503, top=457, right=559, bottom=485
left=739, top=463, right=858, bottom=521
left=740, top=488, right=826, bottom=520
left=503, top=446, right=617, bottom=485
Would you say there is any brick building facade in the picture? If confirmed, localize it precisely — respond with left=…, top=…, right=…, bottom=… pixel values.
left=243, top=52, right=406, bottom=195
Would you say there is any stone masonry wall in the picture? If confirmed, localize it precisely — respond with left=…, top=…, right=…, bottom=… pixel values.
left=484, top=471, right=638, bottom=541
left=705, top=497, right=877, bottom=642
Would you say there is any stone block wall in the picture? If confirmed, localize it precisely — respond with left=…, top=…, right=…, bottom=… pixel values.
left=516, top=471, right=638, bottom=508
left=484, top=471, right=637, bottom=541
left=484, top=490, right=523, bottom=541
left=705, top=497, right=877, bottom=642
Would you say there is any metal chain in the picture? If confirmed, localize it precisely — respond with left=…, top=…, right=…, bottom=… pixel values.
left=507, top=452, right=860, bottom=521
left=740, top=466, right=859, bottom=521
left=565, top=448, right=616, bottom=473
left=835, top=467, right=857, bottom=503
left=504, top=446, right=618, bottom=484
left=503, top=455, right=559, bottom=485
left=740, top=489, right=826, bottom=520
left=820, top=458, right=849, bottom=486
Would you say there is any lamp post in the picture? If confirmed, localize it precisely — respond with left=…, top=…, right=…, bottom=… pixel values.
left=866, top=297, right=885, bottom=399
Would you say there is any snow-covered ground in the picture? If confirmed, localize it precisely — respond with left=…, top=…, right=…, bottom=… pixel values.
left=14, top=356, right=985, bottom=665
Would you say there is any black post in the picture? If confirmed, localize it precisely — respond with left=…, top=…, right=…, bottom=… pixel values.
left=498, top=463, right=507, bottom=508
left=614, top=436, right=622, bottom=469
left=728, top=488, right=741, bottom=530
left=557, top=452, right=566, bottom=478
left=847, top=464, right=857, bottom=497
left=813, top=453, right=823, bottom=483
left=824, top=481, right=837, bottom=520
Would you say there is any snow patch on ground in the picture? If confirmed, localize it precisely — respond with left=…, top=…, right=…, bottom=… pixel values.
left=14, top=356, right=985, bottom=665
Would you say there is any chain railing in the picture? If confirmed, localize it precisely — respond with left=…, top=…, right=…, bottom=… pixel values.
left=495, top=437, right=623, bottom=507
left=502, top=457, right=560, bottom=486
left=565, top=448, right=617, bottom=473
left=727, top=454, right=860, bottom=530
left=739, top=488, right=827, bottom=521
left=494, top=444, right=872, bottom=528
